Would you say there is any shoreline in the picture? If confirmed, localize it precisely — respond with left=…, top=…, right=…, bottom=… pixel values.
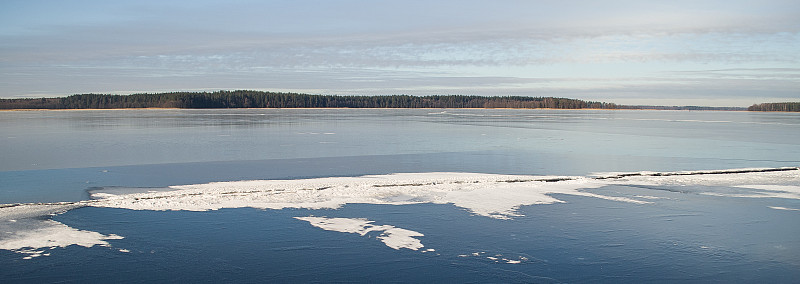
left=0, top=108, right=182, bottom=112
left=0, top=107, right=753, bottom=112
left=0, top=92, right=763, bottom=112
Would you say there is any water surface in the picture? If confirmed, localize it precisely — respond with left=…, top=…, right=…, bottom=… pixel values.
left=1, top=109, right=799, bottom=283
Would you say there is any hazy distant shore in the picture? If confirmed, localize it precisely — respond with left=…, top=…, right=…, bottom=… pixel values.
left=0, top=107, right=752, bottom=112
left=0, top=90, right=766, bottom=111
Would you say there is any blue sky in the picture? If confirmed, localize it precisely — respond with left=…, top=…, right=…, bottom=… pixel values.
left=1, top=0, right=798, bottom=106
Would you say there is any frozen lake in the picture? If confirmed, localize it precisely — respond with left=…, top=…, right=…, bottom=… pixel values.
left=1, top=109, right=799, bottom=282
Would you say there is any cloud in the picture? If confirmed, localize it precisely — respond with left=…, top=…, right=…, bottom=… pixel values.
left=1, top=1, right=799, bottom=105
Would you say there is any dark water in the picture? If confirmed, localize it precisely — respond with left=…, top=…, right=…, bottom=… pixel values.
left=1, top=109, right=799, bottom=282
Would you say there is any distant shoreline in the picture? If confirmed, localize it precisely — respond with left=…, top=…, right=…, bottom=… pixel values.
left=0, top=107, right=182, bottom=111
left=0, top=90, right=762, bottom=111
left=0, top=107, right=755, bottom=112
left=0, top=91, right=619, bottom=110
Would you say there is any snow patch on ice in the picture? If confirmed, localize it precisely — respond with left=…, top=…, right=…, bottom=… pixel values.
left=294, top=216, right=424, bottom=250
left=601, top=168, right=800, bottom=201
left=611, top=168, right=800, bottom=189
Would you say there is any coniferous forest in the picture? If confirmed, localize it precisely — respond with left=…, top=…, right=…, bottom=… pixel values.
left=747, top=102, right=800, bottom=112
left=3, top=90, right=788, bottom=111
left=0, top=91, right=618, bottom=110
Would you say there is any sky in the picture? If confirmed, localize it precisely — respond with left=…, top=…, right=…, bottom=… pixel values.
left=1, top=0, right=799, bottom=106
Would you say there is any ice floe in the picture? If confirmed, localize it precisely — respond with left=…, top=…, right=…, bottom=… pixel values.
left=459, top=251, right=529, bottom=264
left=0, top=219, right=123, bottom=259
left=0, top=202, right=124, bottom=259
left=294, top=216, right=424, bottom=250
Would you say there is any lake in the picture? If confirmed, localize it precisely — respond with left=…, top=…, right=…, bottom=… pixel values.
left=1, top=109, right=799, bottom=283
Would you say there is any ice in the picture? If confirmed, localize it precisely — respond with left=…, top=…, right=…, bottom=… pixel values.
left=462, top=251, right=528, bottom=264
left=0, top=202, right=84, bottom=221
left=294, top=216, right=424, bottom=250
left=0, top=202, right=122, bottom=259
left=1, top=168, right=798, bottom=258
left=605, top=167, right=800, bottom=188
left=604, top=169, right=800, bottom=201
left=437, top=178, right=649, bottom=219
left=769, top=206, right=800, bottom=211
left=0, top=219, right=123, bottom=259
left=87, top=172, right=651, bottom=219
left=736, top=185, right=800, bottom=194
left=87, top=186, right=175, bottom=199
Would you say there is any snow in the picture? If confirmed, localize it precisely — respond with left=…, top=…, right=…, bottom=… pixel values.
left=0, top=219, right=123, bottom=259
left=294, top=216, right=424, bottom=250
left=83, top=170, right=799, bottom=221
left=610, top=168, right=800, bottom=188
left=90, top=172, right=649, bottom=219
left=1, top=168, right=798, bottom=258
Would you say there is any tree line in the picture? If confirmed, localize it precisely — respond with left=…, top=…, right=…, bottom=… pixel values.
left=616, top=105, right=745, bottom=111
left=0, top=91, right=619, bottom=110
left=748, top=102, right=800, bottom=112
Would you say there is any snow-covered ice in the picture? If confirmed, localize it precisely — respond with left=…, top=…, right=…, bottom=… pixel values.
left=295, top=216, right=425, bottom=250
left=1, top=168, right=798, bottom=258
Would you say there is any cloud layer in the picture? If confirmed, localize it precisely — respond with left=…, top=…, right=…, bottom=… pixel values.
left=1, top=0, right=799, bottom=105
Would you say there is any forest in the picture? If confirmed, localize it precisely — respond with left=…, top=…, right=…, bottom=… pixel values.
left=0, top=91, right=619, bottom=110
left=747, top=102, right=800, bottom=112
